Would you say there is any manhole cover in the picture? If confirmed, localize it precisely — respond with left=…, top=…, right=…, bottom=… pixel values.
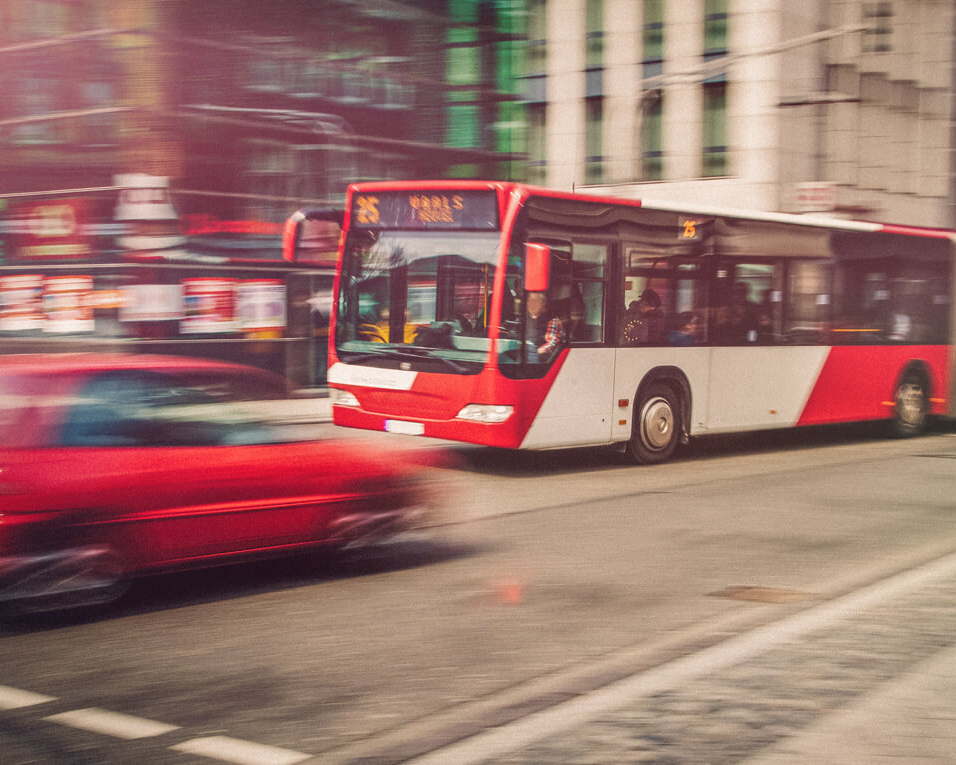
left=708, top=585, right=811, bottom=603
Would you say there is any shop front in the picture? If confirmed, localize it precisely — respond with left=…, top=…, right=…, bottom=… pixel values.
left=0, top=188, right=333, bottom=389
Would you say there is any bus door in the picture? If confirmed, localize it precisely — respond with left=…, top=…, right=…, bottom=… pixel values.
left=616, top=244, right=711, bottom=439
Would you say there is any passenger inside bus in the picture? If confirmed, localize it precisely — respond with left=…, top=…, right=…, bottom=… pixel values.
left=728, top=281, right=761, bottom=343
left=622, top=289, right=665, bottom=345
left=668, top=312, right=700, bottom=346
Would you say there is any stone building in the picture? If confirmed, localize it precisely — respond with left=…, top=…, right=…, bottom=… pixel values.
left=528, top=0, right=956, bottom=228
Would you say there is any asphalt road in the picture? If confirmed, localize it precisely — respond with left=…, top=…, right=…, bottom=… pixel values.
left=1, top=421, right=955, bottom=764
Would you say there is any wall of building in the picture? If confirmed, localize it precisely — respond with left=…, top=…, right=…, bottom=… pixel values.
left=824, top=0, right=954, bottom=225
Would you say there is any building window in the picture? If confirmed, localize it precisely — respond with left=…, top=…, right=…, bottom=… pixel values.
left=585, top=98, right=604, bottom=184
left=704, top=0, right=728, bottom=57
left=523, top=0, right=547, bottom=183
left=585, top=0, right=603, bottom=96
left=527, top=0, right=547, bottom=74
left=11, top=76, right=58, bottom=145
left=703, top=82, right=727, bottom=177
left=702, top=0, right=728, bottom=177
left=643, top=0, right=664, bottom=64
left=584, top=0, right=604, bottom=184
left=527, top=103, right=547, bottom=185
left=641, top=94, right=663, bottom=181
left=586, top=0, right=604, bottom=70
left=641, top=0, right=664, bottom=180
left=446, top=1, right=481, bottom=151
left=862, top=2, right=893, bottom=53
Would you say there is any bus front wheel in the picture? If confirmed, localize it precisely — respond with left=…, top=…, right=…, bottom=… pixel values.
left=628, top=382, right=680, bottom=465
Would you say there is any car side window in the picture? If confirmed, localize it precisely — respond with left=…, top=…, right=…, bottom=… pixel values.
left=59, top=372, right=220, bottom=447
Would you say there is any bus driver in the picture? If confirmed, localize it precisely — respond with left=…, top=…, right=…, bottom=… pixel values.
left=525, top=292, right=566, bottom=362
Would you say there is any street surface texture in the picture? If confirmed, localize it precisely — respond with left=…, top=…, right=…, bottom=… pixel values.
left=0, top=421, right=954, bottom=764
left=422, top=550, right=956, bottom=764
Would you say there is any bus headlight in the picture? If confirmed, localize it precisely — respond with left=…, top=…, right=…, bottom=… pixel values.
left=456, top=404, right=514, bottom=423
left=332, top=389, right=361, bottom=407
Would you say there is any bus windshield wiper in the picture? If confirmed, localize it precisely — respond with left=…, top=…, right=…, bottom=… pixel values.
left=343, top=346, right=468, bottom=373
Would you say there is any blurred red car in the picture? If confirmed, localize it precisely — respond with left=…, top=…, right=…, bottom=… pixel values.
left=0, top=354, right=433, bottom=610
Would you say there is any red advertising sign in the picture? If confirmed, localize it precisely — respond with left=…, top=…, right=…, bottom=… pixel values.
left=6, top=199, right=94, bottom=261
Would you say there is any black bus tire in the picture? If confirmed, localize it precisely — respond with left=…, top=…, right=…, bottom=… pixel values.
left=628, top=382, right=681, bottom=464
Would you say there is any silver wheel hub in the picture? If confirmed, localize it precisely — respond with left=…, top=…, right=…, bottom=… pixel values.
left=897, top=382, right=925, bottom=426
left=640, top=396, right=674, bottom=451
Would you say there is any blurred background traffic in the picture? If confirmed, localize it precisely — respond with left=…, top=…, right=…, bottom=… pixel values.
left=0, top=0, right=951, bottom=389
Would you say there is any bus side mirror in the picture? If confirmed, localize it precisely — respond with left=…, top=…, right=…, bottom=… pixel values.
left=283, top=208, right=344, bottom=263
left=524, top=243, right=551, bottom=292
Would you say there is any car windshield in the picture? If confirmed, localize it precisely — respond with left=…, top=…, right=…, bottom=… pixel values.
left=336, top=230, right=502, bottom=372
left=0, top=368, right=309, bottom=448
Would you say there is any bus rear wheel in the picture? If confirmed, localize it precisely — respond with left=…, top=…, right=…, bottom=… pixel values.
left=890, top=374, right=928, bottom=438
left=628, top=383, right=680, bottom=465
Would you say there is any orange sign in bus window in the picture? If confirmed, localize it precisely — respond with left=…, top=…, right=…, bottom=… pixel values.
left=407, top=194, right=464, bottom=225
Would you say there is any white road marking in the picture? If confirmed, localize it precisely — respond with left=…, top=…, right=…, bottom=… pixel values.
left=0, top=685, right=55, bottom=710
left=406, top=548, right=956, bottom=765
left=171, top=735, right=312, bottom=765
left=43, top=707, right=180, bottom=739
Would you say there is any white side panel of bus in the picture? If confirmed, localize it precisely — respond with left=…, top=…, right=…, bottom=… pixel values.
left=704, top=346, right=830, bottom=432
left=608, top=346, right=829, bottom=439
left=610, top=348, right=712, bottom=442
left=520, top=349, right=616, bottom=449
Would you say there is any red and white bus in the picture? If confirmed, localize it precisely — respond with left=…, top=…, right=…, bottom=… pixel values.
left=285, top=181, right=955, bottom=463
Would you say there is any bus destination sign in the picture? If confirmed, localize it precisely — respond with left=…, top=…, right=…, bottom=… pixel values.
left=351, top=191, right=498, bottom=230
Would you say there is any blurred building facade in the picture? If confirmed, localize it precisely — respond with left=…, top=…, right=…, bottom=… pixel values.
left=532, top=0, right=956, bottom=228
left=0, top=0, right=528, bottom=386
left=2, top=0, right=954, bottom=386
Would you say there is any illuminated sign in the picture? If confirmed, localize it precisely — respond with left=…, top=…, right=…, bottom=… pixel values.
left=351, top=191, right=498, bottom=230
left=679, top=216, right=702, bottom=242
left=5, top=199, right=94, bottom=261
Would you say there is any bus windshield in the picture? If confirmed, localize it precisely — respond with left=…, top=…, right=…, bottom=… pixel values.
left=335, top=229, right=502, bottom=372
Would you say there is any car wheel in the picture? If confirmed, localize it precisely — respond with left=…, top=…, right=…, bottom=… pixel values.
left=11, top=548, right=129, bottom=614
left=628, top=382, right=681, bottom=465
left=890, top=373, right=928, bottom=438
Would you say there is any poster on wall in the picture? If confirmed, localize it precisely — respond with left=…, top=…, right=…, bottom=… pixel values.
left=43, top=275, right=95, bottom=334
left=236, top=279, right=286, bottom=333
left=0, top=274, right=44, bottom=331
left=120, top=284, right=183, bottom=322
left=180, top=278, right=238, bottom=334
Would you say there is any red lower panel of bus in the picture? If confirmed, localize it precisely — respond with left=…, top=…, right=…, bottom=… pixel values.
left=331, top=357, right=567, bottom=449
left=797, top=345, right=950, bottom=425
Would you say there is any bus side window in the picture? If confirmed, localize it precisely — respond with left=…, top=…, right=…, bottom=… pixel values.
left=784, top=261, right=832, bottom=345
left=622, top=249, right=708, bottom=346
left=723, top=262, right=780, bottom=345
left=567, top=243, right=607, bottom=343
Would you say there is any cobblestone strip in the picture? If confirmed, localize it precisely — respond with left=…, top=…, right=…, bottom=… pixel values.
left=489, top=577, right=956, bottom=764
